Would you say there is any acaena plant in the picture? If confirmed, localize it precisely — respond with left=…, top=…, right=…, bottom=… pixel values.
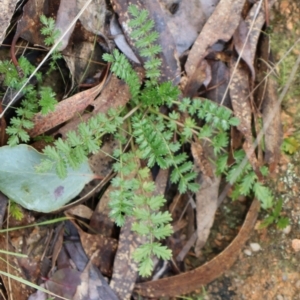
left=2, top=6, right=282, bottom=276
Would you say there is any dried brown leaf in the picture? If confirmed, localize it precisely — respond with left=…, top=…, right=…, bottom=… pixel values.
left=262, top=76, right=282, bottom=173
left=191, top=142, right=221, bottom=255
left=72, top=222, right=118, bottom=277
left=184, top=0, right=246, bottom=96
left=229, top=59, right=259, bottom=171
left=158, top=0, right=208, bottom=56
left=205, top=60, right=231, bottom=107
left=191, top=141, right=214, bottom=180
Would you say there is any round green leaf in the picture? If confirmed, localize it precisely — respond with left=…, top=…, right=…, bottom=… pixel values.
left=0, top=145, right=95, bottom=212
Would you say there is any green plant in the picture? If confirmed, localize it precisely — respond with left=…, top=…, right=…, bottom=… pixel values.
left=223, top=151, right=274, bottom=209
left=8, top=200, right=24, bottom=221
left=33, top=5, right=240, bottom=276
left=0, top=59, right=57, bottom=145
left=40, top=15, right=63, bottom=72
left=4, top=5, right=279, bottom=277
left=281, top=136, right=300, bottom=154
left=1, top=15, right=61, bottom=146
left=260, top=198, right=289, bottom=229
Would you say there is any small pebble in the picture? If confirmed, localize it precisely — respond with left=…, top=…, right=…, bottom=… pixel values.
left=295, top=280, right=300, bottom=289
left=282, top=273, right=288, bottom=281
left=250, top=243, right=261, bottom=252
left=282, top=225, right=291, bottom=234
left=244, top=249, right=252, bottom=256
left=276, top=295, right=284, bottom=300
left=292, top=239, right=300, bottom=252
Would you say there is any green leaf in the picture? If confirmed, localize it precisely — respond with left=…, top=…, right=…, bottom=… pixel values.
left=229, top=117, right=240, bottom=126
left=150, top=211, right=172, bottom=225
left=260, top=215, right=275, bottom=228
left=198, top=124, right=213, bottom=139
left=147, top=195, right=166, bottom=210
left=239, top=171, right=257, bottom=195
left=281, top=137, right=300, bottom=154
left=0, top=145, right=94, bottom=212
left=253, top=182, right=273, bottom=209
left=152, top=224, right=173, bottom=239
left=260, top=165, right=269, bottom=177
left=133, top=244, right=152, bottom=262
left=277, top=217, right=289, bottom=229
left=137, top=256, right=153, bottom=277
left=151, top=243, right=172, bottom=260
left=272, top=198, right=283, bottom=218
left=216, top=154, right=228, bottom=175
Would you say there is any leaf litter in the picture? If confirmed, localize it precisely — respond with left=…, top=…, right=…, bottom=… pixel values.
left=0, top=0, right=295, bottom=299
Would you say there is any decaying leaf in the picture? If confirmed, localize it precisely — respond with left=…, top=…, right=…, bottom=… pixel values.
left=184, top=0, right=246, bottom=96
left=205, top=60, right=231, bottom=107
left=229, top=58, right=259, bottom=173
left=191, top=141, right=221, bottom=255
left=78, top=229, right=117, bottom=276
left=28, top=62, right=109, bottom=137
left=45, top=268, right=82, bottom=299
left=76, top=0, right=108, bottom=36
left=262, top=75, right=282, bottom=172
left=233, top=18, right=256, bottom=80
left=92, top=73, right=133, bottom=114
left=157, top=0, right=208, bottom=56
left=0, top=145, right=95, bottom=212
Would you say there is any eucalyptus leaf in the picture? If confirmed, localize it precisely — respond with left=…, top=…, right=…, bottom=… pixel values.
left=0, top=145, right=94, bottom=212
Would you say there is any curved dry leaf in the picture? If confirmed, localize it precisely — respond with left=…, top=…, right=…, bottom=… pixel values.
left=110, top=14, right=141, bottom=64
left=92, top=74, right=133, bottom=114
left=233, top=0, right=275, bottom=81
left=134, top=199, right=260, bottom=297
left=185, top=0, right=245, bottom=76
left=28, top=76, right=107, bottom=137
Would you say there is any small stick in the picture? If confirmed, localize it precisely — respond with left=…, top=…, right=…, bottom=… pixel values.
left=0, top=105, right=7, bottom=146
left=264, top=0, right=269, bottom=27
left=10, top=26, right=30, bottom=78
